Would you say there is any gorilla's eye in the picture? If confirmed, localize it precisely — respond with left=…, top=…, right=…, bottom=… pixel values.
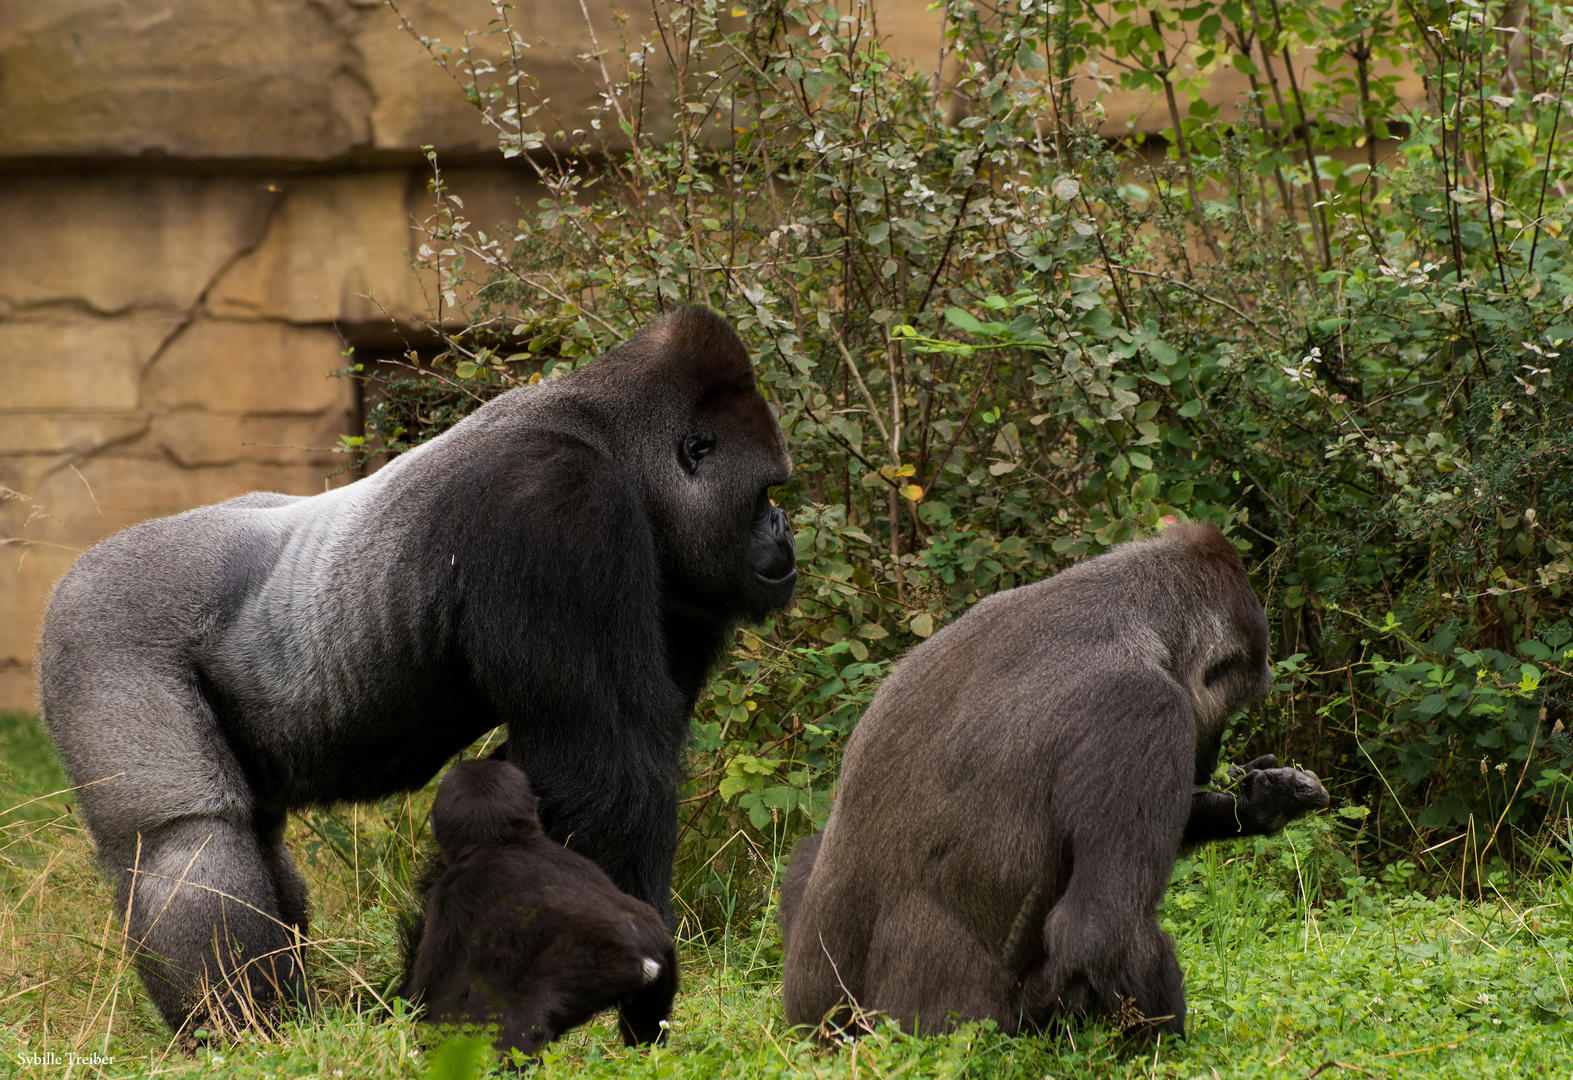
left=679, top=434, right=716, bottom=475
left=1203, top=654, right=1241, bottom=687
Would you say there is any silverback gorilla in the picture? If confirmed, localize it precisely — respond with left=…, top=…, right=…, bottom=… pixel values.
left=37, top=307, right=796, bottom=1032
left=400, top=760, right=676, bottom=1060
left=779, top=522, right=1327, bottom=1039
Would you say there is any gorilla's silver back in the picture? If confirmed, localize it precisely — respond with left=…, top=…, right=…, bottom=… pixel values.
left=35, top=378, right=594, bottom=837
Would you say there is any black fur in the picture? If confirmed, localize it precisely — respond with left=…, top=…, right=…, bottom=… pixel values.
left=36, top=307, right=793, bottom=1032
left=400, top=760, right=677, bottom=1061
left=779, top=523, right=1328, bottom=1039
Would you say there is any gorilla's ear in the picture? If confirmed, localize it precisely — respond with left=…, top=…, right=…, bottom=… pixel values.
left=610, top=307, right=755, bottom=392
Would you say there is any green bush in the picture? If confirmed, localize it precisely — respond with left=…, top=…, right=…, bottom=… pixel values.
left=358, top=0, right=1573, bottom=923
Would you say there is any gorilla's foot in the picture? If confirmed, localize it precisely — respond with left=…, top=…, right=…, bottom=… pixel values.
left=115, top=818, right=308, bottom=1034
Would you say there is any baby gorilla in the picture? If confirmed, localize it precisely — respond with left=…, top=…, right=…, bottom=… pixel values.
left=400, top=760, right=677, bottom=1060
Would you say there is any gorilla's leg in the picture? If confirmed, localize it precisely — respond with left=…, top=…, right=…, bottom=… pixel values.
left=1022, top=894, right=1184, bottom=1037
left=513, top=749, right=681, bottom=926
left=864, top=891, right=1019, bottom=1036
left=780, top=870, right=874, bottom=1034
left=117, top=817, right=306, bottom=1032
left=778, top=832, right=823, bottom=949
left=617, top=941, right=678, bottom=1046
left=42, top=669, right=307, bottom=1031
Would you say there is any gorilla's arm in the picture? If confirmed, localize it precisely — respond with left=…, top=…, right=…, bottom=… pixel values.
left=1181, top=755, right=1330, bottom=848
left=447, top=432, right=689, bottom=922
left=616, top=936, right=678, bottom=1046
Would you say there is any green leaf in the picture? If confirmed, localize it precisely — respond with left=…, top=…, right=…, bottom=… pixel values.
left=1519, top=640, right=1552, bottom=661
left=945, top=307, right=985, bottom=334
left=1178, top=399, right=1204, bottom=417
left=910, top=613, right=934, bottom=638
left=719, top=774, right=755, bottom=800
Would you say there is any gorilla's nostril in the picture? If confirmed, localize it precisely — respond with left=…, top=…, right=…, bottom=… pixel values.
left=768, top=506, right=793, bottom=539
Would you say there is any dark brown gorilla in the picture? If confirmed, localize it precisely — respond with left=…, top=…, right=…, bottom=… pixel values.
left=779, top=522, right=1328, bottom=1039
left=401, top=760, right=677, bottom=1061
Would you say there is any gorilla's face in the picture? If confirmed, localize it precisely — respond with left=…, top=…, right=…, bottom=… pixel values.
left=665, top=382, right=796, bottom=620
left=590, top=307, right=798, bottom=624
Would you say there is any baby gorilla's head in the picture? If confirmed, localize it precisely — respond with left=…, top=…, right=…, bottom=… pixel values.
left=430, top=759, right=543, bottom=863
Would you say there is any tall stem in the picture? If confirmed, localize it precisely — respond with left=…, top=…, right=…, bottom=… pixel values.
left=1151, top=13, right=1224, bottom=262
left=1476, top=2, right=1508, bottom=291
left=1353, top=38, right=1379, bottom=197
left=1528, top=46, right=1573, bottom=271
left=1267, top=0, right=1332, bottom=269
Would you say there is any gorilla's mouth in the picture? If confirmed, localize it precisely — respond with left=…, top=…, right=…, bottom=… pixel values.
left=756, top=566, right=799, bottom=587
left=749, top=505, right=798, bottom=599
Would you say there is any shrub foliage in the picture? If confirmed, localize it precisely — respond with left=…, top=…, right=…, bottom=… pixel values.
left=362, top=0, right=1573, bottom=924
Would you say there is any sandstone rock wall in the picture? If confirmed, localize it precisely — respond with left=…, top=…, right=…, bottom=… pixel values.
left=0, top=0, right=1422, bottom=710
left=0, top=0, right=576, bottom=710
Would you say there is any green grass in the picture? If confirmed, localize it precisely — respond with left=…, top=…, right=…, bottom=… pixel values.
left=3, top=708, right=1570, bottom=1077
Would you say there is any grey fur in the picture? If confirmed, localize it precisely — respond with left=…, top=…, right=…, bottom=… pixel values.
left=38, top=307, right=794, bottom=1031
left=779, top=522, right=1327, bottom=1039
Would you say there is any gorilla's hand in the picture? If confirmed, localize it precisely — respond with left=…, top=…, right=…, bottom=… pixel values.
left=1228, top=755, right=1330, bottom=834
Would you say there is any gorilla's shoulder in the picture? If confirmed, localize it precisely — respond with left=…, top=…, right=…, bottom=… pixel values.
left=214, top=491, right=303, bottom=512
left=436, top=425, right=629, bottom=503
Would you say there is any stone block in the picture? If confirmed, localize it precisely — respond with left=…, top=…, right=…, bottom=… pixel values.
left=0, top=0, right=372, bottom=161
left=206, top=172, right=427, bottom=325
left=149, top=409, right=354, bottom=468
left=352, top=0, right=500, bottom=157
left=0, top=414, right=148, bottom=457
left=0, top=312, right=184, bottom=411
left=1, top=459, right=120, bottom=575
left=0, top=175, right=281, bottom=315
left=436, top=168, right=550, bottom=237
left=20, top=456, right=347, bottom=536
left=0, top=541, right=77, bottom=714
left=142, top=319, right=356, bottom=414
left=354, top=0, right=667, bottom=155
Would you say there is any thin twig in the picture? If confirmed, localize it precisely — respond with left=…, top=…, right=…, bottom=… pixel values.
left=1122, top=267, right=1276, bottom=337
